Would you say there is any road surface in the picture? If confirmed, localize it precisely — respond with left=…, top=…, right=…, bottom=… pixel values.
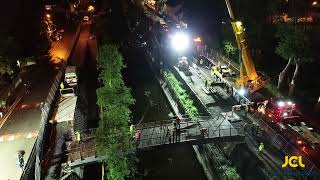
left=0, top=25, right=78, bottom=180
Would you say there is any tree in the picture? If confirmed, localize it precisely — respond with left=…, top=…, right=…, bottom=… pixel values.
left=275, top=25, right=312, bottom=95
left=96, top=44, right=137, bottom=180
left=223, top=41, right=237, bottom=59
left=0, top=100, right=6, bottom=109
left=0, top=56, right=14, bottom=75
left=224, top=165, right=241, bottom=180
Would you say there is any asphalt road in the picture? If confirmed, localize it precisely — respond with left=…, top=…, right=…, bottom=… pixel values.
left=0, top=25, right=77, bottom=180
left=0, top=61, right=55, bottom=180
left=70, top=22, right=91, bottom=67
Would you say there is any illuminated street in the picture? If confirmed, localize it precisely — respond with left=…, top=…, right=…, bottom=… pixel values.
left=0, top=26, right=79, bottom=179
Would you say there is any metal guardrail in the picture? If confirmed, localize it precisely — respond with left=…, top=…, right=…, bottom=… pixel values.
left=136, top=115, right=211, bottom=129
left=20, top=138, right=37, bottom=180
left=66, top=139, right=96, bottom=163
left=138, top=124, right=244, bottom=149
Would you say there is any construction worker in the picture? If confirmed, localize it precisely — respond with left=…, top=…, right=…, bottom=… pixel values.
left=134, top=130, right=141, bottom=142
left=75, top=131, right=81, bottom=142
left=199, top=58, right=203, bottom=65
left=168, top=121, right=175, bottom=143
left=60, top=82, right=64, bottom=89
left=175, top=117, right=181, bottom=142
left=258, top=142, right=264, bottom=155
left=207, top=79, right=213, bottom=92
left=130, top=125, right=135, bottom=135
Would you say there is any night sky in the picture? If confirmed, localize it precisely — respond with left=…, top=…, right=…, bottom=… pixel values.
left=1, top=0, right=41, bottom=56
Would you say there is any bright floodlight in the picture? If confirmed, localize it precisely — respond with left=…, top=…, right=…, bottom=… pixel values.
left=283, top=112, right=288, bottom=117
left=171, top=32, right=190, bottom=51
left=238, top=88, right=246, bottom=96
left=278, top=101, right=285, bottom=107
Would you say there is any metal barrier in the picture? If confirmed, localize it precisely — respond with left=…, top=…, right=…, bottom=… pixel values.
left=138, top=123, right=244, bottom=148
left=66, top=139, right=96, bottom=163
left=20, top=139, right=37, bottom=180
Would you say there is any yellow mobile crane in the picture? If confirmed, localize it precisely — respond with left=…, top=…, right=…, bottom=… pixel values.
left=213, top=0, right=269, bottom=93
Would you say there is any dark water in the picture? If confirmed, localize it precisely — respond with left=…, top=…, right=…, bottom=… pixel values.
left=74, top=48, right=99, bottom=131
left=122, top=47, right=207, bottom=180
left=122, top=47, right=172, bottom=123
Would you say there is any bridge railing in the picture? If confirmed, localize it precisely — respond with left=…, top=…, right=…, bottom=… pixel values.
left=66, top=141, right=96, bottom=163
left=76, top=128, right=95, bottom=140
left=139, top=124, right=244, bottom=147
left=136, top=113, right=223, bottom=130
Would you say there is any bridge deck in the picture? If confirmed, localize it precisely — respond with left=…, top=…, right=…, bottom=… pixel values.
left=64, top=114, right=244, bottom=168
left=137, top=114, right=244, bottom=149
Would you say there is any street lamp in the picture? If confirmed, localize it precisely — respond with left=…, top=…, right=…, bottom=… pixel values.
left=171, top=31, right=190, bottom=52
left=88, top=5, right=95, bottom=12
left=312, top=1, right=318, bottom=6
left=193, top=37, right=202, bottom=43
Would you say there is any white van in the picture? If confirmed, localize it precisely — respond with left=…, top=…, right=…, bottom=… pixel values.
left=83, top=16, right=89, bottom=21
left=65, top=66, right=77, bottom=86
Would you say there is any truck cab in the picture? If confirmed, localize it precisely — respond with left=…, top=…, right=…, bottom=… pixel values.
left=216, top=65, right=236, bottom=77
left=65, top=66, right=77, bottom=87
left=261, top=99, right=296, bottom=122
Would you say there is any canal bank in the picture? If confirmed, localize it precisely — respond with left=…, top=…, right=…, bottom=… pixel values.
left=121, top=45, right=208, bottom=180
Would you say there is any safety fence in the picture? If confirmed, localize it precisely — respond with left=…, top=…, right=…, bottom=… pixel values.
left=66, top=138, right=96, bottom=163
left=20, top=23, right=82, bottom=180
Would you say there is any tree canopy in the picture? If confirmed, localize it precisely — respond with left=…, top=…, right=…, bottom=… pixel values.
left=96, top=44, right=136, bottom=180
left=223, top=41, right=237, bottom=59
left=275, top=25, right=311, bottom=62
left=275, top=24, right=313, bottom=95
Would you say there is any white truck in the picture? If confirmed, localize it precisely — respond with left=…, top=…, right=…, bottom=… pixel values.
left=65, top=66, right=77, bottom=87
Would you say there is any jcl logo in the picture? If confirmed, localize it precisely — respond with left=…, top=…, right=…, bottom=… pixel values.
left=281, top=156, right=305, bottom=168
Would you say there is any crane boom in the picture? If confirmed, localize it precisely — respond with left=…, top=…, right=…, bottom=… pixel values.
left=225, top=0, right=258, bottom=82
left=225, top=0, right=235, bottom=19
left=223, top=0, right=268, bottom=92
